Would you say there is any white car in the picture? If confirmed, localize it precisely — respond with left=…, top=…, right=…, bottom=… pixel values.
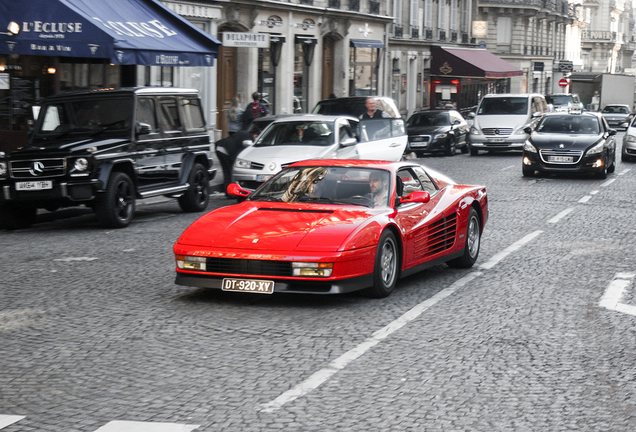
left=601, top=104, right=631, bottom=130
left=232, top=114, right=407, bottom=189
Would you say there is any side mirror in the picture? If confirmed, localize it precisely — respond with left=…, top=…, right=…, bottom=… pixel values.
left=467, top=112, right=475, bottom=119
left=609, top=129, right=617, bottom=136
left=620, top=122, right=629, bottom=128
left=399, top=190, right=430, bottom=205
left=523, top=126, right=533, bottom=134
left=136, top=122, right=152, bottom=135
left=227, top=183, right=251, bottom=197
left=242, top=140, right=254, bottom=147
left=340, top=137, right=358, bottom=147
left=532, top=111, right=543, bottom=118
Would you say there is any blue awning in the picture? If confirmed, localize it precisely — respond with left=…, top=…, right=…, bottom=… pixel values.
left=0, top=0, right=220, bottom=66
left=350, top=39, right=385, bottom=49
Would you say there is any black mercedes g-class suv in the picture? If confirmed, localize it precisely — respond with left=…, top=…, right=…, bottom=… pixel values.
left=0, top=87, right=216, bottom=229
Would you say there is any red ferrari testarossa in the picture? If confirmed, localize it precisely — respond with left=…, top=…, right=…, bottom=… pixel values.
left=174, top=159, right=487, bottom=298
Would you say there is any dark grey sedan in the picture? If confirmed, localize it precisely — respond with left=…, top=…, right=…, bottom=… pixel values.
left=406, top=110, right=469, bottom=157
left=522, top=112, right=617, bottom=179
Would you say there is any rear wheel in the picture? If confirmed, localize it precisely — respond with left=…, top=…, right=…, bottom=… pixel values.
left=0, top=203, right=37, bottom=230
left=364, top=231, right=399, bottom=298
left=448, top=207, right=481, bottom=268
left=178, top=163, right=210, bottom=212
left=96, top=172, right=135, bottom=228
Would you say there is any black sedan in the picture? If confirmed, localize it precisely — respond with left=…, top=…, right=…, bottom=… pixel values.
left=406, top=110, right=469, bottom=156
left=522, top=112, right=617, bottom=179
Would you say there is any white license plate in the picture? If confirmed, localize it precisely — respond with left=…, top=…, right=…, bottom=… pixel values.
left=487, top=138, right=505, bottom=143
left=256, top=174, right=272, bottom=182
left=222, top=278, right=274, bottom=294
left=548, top=156, right=573, bottom=163
left=15, top=181, right=53, bottom=191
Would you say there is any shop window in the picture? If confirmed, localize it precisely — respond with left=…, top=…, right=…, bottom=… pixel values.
left=350, top=46, right=379, bottom=96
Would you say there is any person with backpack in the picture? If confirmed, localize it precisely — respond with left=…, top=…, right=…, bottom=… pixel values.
left=242, top=92, right=268, bottom=130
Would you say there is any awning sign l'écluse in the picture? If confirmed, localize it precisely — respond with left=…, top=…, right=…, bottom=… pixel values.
left=0, top=0, right=220, bottom=67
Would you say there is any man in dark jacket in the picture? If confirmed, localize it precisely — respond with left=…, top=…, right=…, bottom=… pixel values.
left=242, top=92, right=268, bottom=130
left=215, top=130, right=252, bottom=195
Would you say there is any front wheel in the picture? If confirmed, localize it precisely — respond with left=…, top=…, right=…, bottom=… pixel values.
left=0, top=203, right=37, bottom=230
left=522, top=165, right=535, bottom=177
left=96, top=172, right=135, bottom=228
left=445, top=139, right=457, bottom=156
left=178, top=163, right=210, bottom=212
left=364, top=231, right=399, bottom=298
left=448, top=207, right=481, bottom=268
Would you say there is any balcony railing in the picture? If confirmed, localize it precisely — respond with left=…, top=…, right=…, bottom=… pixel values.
left=328, top=0, right=340, bottom=7
left=369, top=0, right=380, bottom=14
left=349, top=0, right=359, bottom=12
left=411, top=26, right=419, bottom=39
left=439, top=30, right=446, bottom=41
left=393, top=24, right=403, bottom=38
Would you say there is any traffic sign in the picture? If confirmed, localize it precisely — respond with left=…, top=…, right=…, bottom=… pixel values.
left=558, top=78, right=569, bottom=88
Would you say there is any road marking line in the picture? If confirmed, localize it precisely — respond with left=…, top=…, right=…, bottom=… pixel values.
left=53, top=257, right=98, bottom=262
left=501, top=165, right=515, bottom=171
left=93, top=420, right=200, bottom=432
left=0, top=415, right=25, bottom=429
left=548, top=208, right=574, bottom=224
left=600, top=178, right=616, bottom=187
left=0, top=308, right=47, bottom=332
left=590, top=190, right=599, bottom=195
left=257, top=271, right=483, bottom=413
left=479, top=230, right=543, bottom=270
left=578, top=196, right=592, bottom=203
left=599, top=273, right=636, bottom=316
left=618, top=168, right=631, bottom=175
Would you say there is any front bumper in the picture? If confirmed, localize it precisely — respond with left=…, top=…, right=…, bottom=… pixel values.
left=522, top=151, right=607, bottom=174
left=468, top=134, right=527, bottom=151
left=408, top=136, right=448, bottom=153
left=0, top=178, right=100, bottom=205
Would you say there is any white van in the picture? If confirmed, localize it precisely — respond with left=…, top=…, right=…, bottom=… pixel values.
left=467, top=93, right=549, bottom=155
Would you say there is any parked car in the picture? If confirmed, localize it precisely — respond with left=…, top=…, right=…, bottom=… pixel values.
left=232, top=114, right=407, bottom=189
left=467, top=93, right=549, bottom=155
left=522, top=112, right=617, bottom=178
left=621, top=115, right=636, bottom=162
left=405, top=109, right=469, bottom=156
left=174, top=159, right=488, bottom=298
left=312, top=96, right=401, bottom=118
left=0, top=87, right=216, bottom=230
left=545, top=93, right=584, bottom=112
left=600, top=104, right=631, bottom=130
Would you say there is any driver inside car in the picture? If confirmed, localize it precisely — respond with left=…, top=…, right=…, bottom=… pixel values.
left=365, top=171, right=390, bottom=207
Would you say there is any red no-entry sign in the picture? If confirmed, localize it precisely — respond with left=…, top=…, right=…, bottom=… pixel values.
left=559, top=78, right=569, bottom=88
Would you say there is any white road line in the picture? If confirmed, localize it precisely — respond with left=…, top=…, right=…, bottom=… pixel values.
left=258, top=271, right=483, bottom=413
left=0, top=415, right=25, bottom=429
left=548, top=208, right=574, bottom=224
left=590, top=190, right=599, bottom=195
left=479, top=230, right=543, bottom=270
left=578, top=196, right=592, bottom=203
left=0, top=308, right=47, bottom=332
left=618, top=168, right=631, bottom=176
left=599, top=272, right=636, bottom=316
left=600, top=178, right=616, bottom=187
left=501, top=165, right=515, bottom=171
left=94, top=420, right=200, bottom=432
left=53, top=257, right=98, bottom=262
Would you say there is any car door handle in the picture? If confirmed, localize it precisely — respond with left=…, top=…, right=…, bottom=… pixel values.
left=389, top=143, right=401, bottom=147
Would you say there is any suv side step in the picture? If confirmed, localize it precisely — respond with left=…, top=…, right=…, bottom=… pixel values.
left=139, top=184, right=189, bottom=199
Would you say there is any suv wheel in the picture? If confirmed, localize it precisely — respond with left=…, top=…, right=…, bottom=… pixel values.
left=96, top=172, right=135, bottom=228
left=0, top=204, right=37, bottom=230
left=178, top=163, right=210, bottom=212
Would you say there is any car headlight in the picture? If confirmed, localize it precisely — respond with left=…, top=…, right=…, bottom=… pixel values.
left=523, top=141, right=537, bottom=153
left=234, top=158, right=251, bottom=169
left=624, top=134, right=636, bottom=143
left=74, top=158, right=89, bottom=171
left=514, top=128, right=528, bottom=135
left=175, top=255, right=206, bottom=271
left=292, top=262, right=333, bottom=277
left=0, top=161, right=7, bottom=176
left=433, top=133, right=448, bottom=141
left=586, top=141, right=605, bottom=155
left=470, top=126, right=481, bottom=135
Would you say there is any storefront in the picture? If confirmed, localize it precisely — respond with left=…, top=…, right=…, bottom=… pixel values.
left=0, top=0, right=219, bottom=151
left=429, top=46, right=523, bottom=114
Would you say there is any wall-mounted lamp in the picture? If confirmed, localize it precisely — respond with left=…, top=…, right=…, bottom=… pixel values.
left=47, top=67, right=56, bottom=74
left=7, top=22, right=19, bottom=35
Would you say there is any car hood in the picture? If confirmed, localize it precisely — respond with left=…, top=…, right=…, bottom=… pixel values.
left=601, top=114, right=628, bottom=120
left=407, top=126, right=449, bottom=135
left=177, top=202, right=383, bottom=252
left=530, top=133, right=602, bottom=150
left=15, top=136, right=130, bottom=157
left=238, top=144, right=337, bottom=168
left=475, top=115, right=529, bottom=130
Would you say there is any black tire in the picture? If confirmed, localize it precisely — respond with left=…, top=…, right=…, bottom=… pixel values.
left=0, top=204, right=37, bottom=230
left=364, top=230, right=399, bottom=298
left=595, top=161, right=608, bottom=179
left=448, top=207, right=481, bottom=268
left=460, top=144, right=469, bottom=154
left=445, top=139, right=456, bottom=156
left=608, top=154, right=616, bottom=173
left=469, top=146, right=479, bottom=156
left=178, top=163, right=210, bottom=212
left=622, top=152, right=632, bottom=162
left=96, top=172, right=135, bottom=228
left=522, top=165, right=535, bottom=177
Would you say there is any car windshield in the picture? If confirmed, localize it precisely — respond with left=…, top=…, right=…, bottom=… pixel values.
left=407, top=113, right=450, bottom=127
left=249, top=166, right=392, bottom=207
left=254, top=121, right=334, bottom=147
left=547, top=95, right=574, bottom=105
left=536, top=115, right=600, bottom=134
left=477, top=97, right=528, bottom=115
left=36, top=97, right=133, bottom=141
left=602, top=105, right=629, bottom=114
